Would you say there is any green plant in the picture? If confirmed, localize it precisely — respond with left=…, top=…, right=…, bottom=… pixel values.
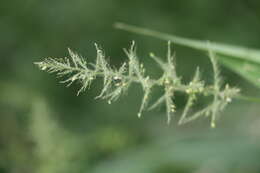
left=114, top=23, right=260, bottom=89
left=35, top=40, right=239, bottom=127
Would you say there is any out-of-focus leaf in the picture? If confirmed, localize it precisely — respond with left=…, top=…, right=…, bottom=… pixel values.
left=92, top=133, right=260, bottom=173
left=115, top=23, right=260, bottom=88
left=218, top=55, right=260, bottom=88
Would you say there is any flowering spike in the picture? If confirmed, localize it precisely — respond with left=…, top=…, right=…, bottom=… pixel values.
left=35, top=41, right=239, bottom=126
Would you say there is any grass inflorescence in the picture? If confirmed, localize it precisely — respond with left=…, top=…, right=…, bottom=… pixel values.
left=35, top=41, right=239, bottom=127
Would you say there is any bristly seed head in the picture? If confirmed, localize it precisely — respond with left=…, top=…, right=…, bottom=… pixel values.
left=35, top=41, right=239, bottom=127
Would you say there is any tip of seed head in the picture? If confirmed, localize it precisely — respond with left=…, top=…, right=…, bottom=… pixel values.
left=211, top=122, right=216, bottom=128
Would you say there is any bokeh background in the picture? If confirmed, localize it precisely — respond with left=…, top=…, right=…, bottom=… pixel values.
left=1, top=0, right=260, bottom=172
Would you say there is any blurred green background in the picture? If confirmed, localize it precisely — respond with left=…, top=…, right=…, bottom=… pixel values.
left=1, top=0, right=260, bottom=172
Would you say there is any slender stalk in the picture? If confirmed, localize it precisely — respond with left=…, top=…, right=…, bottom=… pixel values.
left=114, top=22, right=260, bottom=64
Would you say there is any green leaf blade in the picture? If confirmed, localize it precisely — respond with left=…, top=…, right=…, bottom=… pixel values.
left=218, top=55, right=260, bottom=88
